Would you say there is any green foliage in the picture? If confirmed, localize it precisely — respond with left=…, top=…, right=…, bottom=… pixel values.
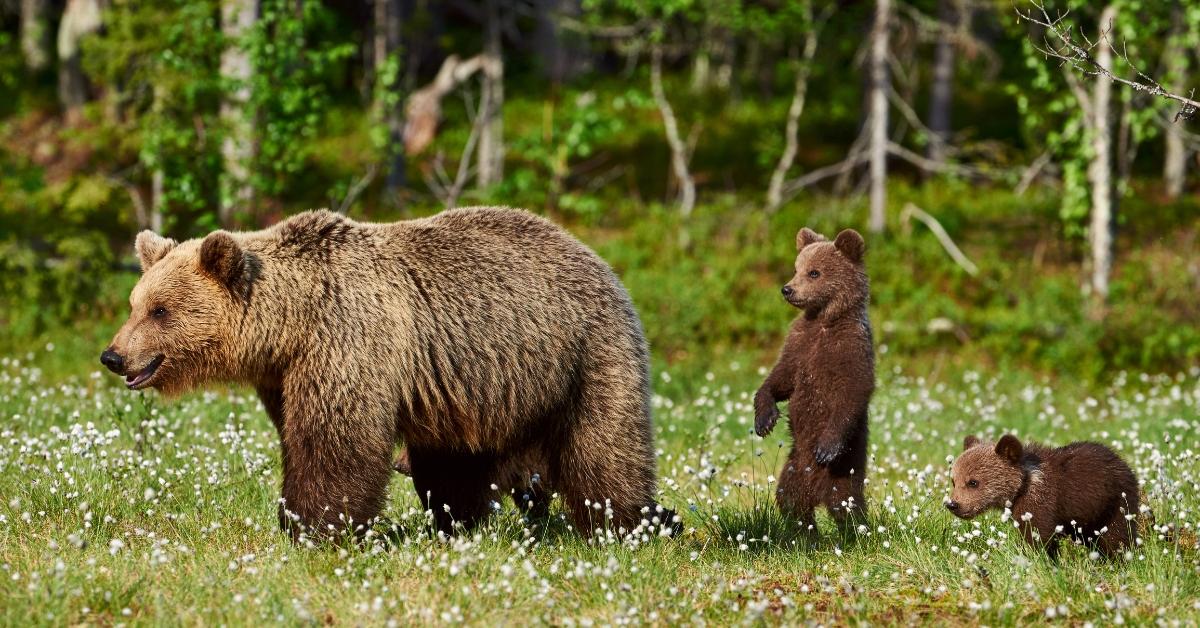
left=82, top=0, right=225, bottom=227
left=244, top=0, right=354, bottom=200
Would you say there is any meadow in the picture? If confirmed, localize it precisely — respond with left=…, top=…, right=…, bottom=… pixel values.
left=1, top=317, right=1197, bottom=625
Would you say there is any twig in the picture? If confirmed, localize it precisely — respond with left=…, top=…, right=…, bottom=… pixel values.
left=335, top=164, right=379, bottom=214
left=900, top=203, right=979, bottom=276
left=1015, top=1, right=1199, bottom=120
left=1014, top=150, right=1052, bottom=196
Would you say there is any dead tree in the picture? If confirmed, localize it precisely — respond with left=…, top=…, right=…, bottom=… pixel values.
left=868, top=0, right=892, bottom=233
left=219, top=0, right=258, bottom=226
left=650, top=41, right=696, bottom=217
left=1085, top=5, right=1117, bottom=308
left=765, top=4, right=829, bottom=213
left=476, top=0, right=504, bottom=187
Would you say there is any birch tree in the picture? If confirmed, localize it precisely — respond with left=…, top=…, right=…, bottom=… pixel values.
left=476, top=0, right=505, bottom=187
left=220, top=0, right=257, bottom=226
left=868, top=0, right=891, bottom=234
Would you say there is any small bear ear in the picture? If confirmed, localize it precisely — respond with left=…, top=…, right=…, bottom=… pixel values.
left=796, top=227, right=824, bottom=251
left=199, top=231, right=246, bottom=288
left=995, top=434, right=1023, bottom=464
left=834, top=229, right=865, bottom=263
left=135, top=230, right=177, bottom=273
left=963, top=435, right=980, bottom=451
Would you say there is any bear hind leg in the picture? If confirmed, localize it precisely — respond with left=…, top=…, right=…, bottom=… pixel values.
left=552, top=372, right=662, bottom=535
left=776, top=454, right=820, bottom=539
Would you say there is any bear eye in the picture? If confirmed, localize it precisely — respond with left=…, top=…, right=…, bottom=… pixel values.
left=966, top=479, right=978, bottom=489
left=807, top=270, right=821, bottom=279
left=151, top=306, right=167, bottom=319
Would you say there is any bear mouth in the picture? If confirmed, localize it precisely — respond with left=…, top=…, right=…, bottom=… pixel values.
left=126, top=355, right=164, bottom=390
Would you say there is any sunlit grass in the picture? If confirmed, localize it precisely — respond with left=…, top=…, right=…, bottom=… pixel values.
left=0, top=340, right=1197, bottom=624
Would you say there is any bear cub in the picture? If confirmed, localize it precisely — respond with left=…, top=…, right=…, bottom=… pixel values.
left=754, top=227, right=874, bottom=534
left=948, top=434, right=1140, bottom=558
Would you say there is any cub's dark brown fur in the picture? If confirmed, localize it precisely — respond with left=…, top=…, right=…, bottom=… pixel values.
left=754, top=227, right=874, bottom=533
left=948, top=434, right=1140, bottom=558
left=103, top=207, right=674, bottom=538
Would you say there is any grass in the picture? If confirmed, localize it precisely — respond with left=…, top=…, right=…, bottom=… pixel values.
left=0, top=327, right=1198, bottom=625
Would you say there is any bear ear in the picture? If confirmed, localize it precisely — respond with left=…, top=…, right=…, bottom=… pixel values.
left=796, top=227, right=824, bottom=251
left=834, top=229, right=865, bottom=264
left=963, top=435, right=980, bottom=451
left=135, top=230, right=177, bottom=273
left=995, top=434, right=1023, bottom=464
left=199, top=231, right=246, bottom=288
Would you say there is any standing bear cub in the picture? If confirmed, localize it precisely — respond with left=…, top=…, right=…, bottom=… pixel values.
left=754, top=227, right=874, bottom=534
left=948, top=434, right=1139, bottom=558
left=101, top=208, right=675, bottom=538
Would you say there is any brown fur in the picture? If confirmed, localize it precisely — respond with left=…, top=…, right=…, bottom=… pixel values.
left=753, top=227, right=875, bottom=533
left=103, top=208, right=673, bottom=538
left=948, top=434, right=1140, bottom=558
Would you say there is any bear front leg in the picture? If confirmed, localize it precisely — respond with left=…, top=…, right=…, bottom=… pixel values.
left=754, top=362, right=794, bottom=437
left=277, top=376, right=396, bottom=540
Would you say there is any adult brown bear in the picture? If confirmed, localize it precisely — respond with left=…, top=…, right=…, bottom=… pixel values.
left=100, top=208, right=673, bottom=538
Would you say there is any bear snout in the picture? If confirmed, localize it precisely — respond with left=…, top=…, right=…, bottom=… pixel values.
left=100, top=349, right=125, bottom=374
left=781, top=285, right=794, bottom=298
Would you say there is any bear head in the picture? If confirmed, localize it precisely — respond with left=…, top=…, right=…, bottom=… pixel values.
left=100, top=229, right=258, bottom=395
left=946, top=434, right=1026, bottom=519
left=781, top=227, right=868, bottom=319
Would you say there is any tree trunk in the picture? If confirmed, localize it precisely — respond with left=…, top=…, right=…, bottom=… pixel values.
left=476, top=0, right=504, bottom=187
left=220, top=0, right=258, bottom=227
left=534, top=0, right=583, bottom=84
left=57, top=0, right=104, bottom=123
left=1087, top=5, right=1117, bottom=308
left=651, top=43, right=696, bottom=217
left=1163, top=9, right=1189, bottom=199
left=20, top=0, right=51, bottom=71
left=926, top=0, right=957, bottom=166
left=376, top=0, right=407, bottom=195
left=766, top=7, right=821, bottom=213
left=868, top=0, right=891, bottom=234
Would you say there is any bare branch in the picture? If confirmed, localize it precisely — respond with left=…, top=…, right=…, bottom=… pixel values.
left=1014, top=1, right=1199, bottom=120
left=901, top=203, right=979, bottom=276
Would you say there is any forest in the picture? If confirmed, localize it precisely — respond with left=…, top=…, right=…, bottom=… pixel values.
left=0, top=0, right=1199, bottom=625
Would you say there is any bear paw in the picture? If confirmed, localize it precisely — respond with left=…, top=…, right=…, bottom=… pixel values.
left=813, top=441, right=845, bottom=465
left=754, top=406, right=781, bottom=437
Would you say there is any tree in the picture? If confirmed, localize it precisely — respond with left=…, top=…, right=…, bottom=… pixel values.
left=765, top=0, right=828, bottom=213
left=476, top=0, right=504, bottom=187
left=58, top=0, right=105, bottom=123
left=20, top=0, right=51, bottom=71
left=375, top=0, right=406, bottom=195
left=868, top=0, right=891, bottom=234
left=926, top=0, right=961, bottom=166
left=219, top=0, right=257, bottom=226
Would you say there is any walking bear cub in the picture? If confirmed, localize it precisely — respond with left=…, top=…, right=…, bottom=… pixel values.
left=754, top=227, right=874, bottom=533
left=101, top=207, right=674, bottom=539
left=948, top=434, right=1139, bottom=558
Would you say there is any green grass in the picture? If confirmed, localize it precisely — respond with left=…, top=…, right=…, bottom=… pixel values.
left=0, top=330, right=1197, bottom=625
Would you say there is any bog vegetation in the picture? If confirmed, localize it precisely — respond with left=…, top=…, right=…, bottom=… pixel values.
left=0, top=0, right=1198, bottom=624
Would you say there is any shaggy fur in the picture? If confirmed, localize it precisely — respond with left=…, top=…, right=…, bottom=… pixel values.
left=753, top=227, right=875, bottom=533
left=948, top=434, right=1140, bottom=558
left=103, top=207, right=673, bottom=538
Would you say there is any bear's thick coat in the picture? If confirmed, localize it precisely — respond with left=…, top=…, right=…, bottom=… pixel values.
left=103, top=208, right=668, bottom=536
left=753, top=227, right=874, bottom=532
left=948, top=434, right=1139, bottom=558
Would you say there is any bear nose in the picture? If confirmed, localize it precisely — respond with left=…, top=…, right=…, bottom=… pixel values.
left=781, top=285, right=794, bottom=297
left=100, top=349, right=125, bottom=374
left=945, top=501, right=959, bottom=512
